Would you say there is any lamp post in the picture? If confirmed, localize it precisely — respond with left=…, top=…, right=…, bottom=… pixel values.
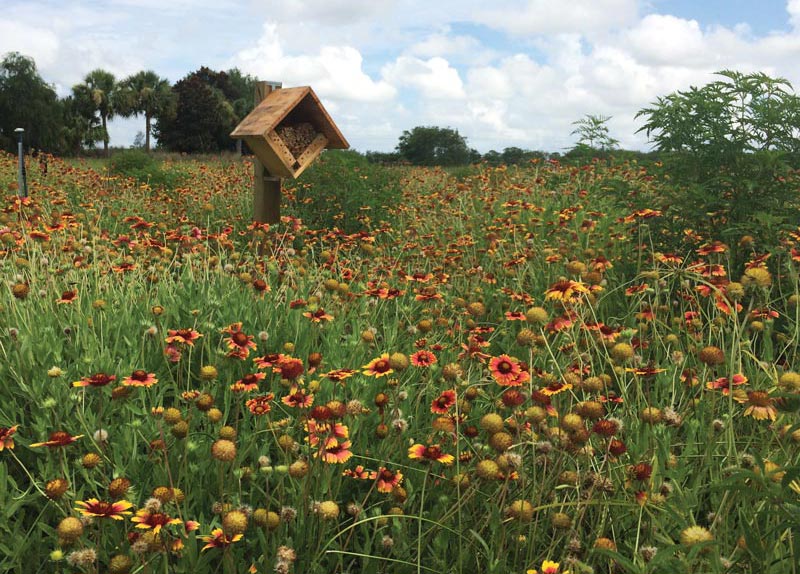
left=14, top=128, right=28, bottom=198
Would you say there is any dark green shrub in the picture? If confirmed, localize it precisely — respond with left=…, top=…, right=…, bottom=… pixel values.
left=286, top=150, right=403, bottom=232
left=107, top=149, right=185, bottom=189
left=635, top=70, right=800, bottom=266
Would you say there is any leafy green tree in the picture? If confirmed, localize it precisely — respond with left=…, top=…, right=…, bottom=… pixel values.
left=636, top=70, right=800, bottom=259
left=225, top=68, right=257, bottom=121
left=483, top=149, right=502, bottom=165
left=72, top=69, right=117, bottom=155
left=570, top=114, right=619, bottom=152
left=155, top=73, right=236, bottom=153
left=115, top=71, right=175, bottom=152
left=396, top=126, right=474, bottom=166
left=58, top=95, right=97, bottom=155
left=364, top=150, right=402, bottom=164
left=0, top=52, right=63, bottom=153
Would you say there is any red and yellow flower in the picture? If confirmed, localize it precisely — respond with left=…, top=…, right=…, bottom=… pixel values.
left=431, top=390, right=457, bottom=414
left=324, top=369, right=357, bottom=383
left=734, top=390, right=777, bottom=421
left=625, top=366, right=666, bottom=378
left=73, top=372, right=116, bottom=388
left=372, top=467, right=403, bottom=493
left=411, top=350, right=437, bottom=367
left=303, top=308, right=334, bottom=323
left=527, top=559, right=568, bottom=574
left=0, top=425, right=18, bottom=451
left=362, top=354, right=394, bottom=378
left=121, top=370, right=157, bottom=387
left=540, top=380, right=573, bottom=396
left=246, top=394, right=274, bottom=415
left=276, top=355, right=305, bottom=380
left=489, top=355, right=529, bottom=386
left=222, top=322, right=257, bottom=359
left=281, top=386, right=314, bottom=409
left=408, top=443, right=454, bottom=465
left=319, top=437, right=353, bottom=464
left=200, top=528, right=243, bottom=551
left=544, top=280, right=589, bottom=304
left=165, top=328, right=203, bottom=347
left=30, top=430, right=83, bottom=448
left=57, top=290, right=78, bottom=304
left=705, top=373, right=747, bottom=395
left=231, top=372, right=265, bottom=392
left=342, top=465, right=370, bottom=480
left=131, top=508, right=182, bottom=533
left=75, top=498, right=133, bottom=520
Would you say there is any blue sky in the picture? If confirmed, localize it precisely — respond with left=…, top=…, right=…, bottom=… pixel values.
left=3, top=0, right=800, bottom=152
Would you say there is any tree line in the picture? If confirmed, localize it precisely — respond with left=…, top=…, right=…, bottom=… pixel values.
left=0, top=52, right=257, bottom=156
left=0, top=50, right=597, bottom=163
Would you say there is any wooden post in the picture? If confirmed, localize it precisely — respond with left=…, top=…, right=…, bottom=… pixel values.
left=253, top=81, right=282, bottom=223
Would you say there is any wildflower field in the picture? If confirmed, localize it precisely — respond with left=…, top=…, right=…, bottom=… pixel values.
left=0, top=150, right=799, bottom=574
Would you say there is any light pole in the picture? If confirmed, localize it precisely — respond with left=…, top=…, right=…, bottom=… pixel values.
left=14, top=128, right=28, bottom=198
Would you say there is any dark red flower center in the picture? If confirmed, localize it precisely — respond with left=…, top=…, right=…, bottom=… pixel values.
left=89, top=373, right=113, bottom=386
left=424, top=446, right=442, bottom=459
left=497, top=361, right=513, bottom=374
left=747, top=391, right=771, bottom=406
left=147, top=513, right=172, bottom=527
left=232, top=332, right=250, bottom=346
left=50, top=431, right=72, bottom=444
left=90, top=501, right=115, bottom=515
left=131, top=370, right=148, bottom=381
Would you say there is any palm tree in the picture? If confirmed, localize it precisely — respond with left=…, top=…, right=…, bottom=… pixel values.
left=72, top=69, right=116, bottom=155
left=116, top=71, right=175, bottom=152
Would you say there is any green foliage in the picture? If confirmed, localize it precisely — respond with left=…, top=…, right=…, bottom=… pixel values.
left=635, top=70, right=800, bottom=261
left=570, top=114, right=619, bottom=152
left=287, top=150, right=402, bottom=232
left=115, top=70, right=175, bottom=152
left=72, top=69, right=118, bottom=155
left=155, top=71, right=237, bottom=153
left=482, top=147, right=549, bottom=166
left=107, top=149, right=186, bottom=189
left=364, top=150, right=403, bottom=164
left=0, top=52, right=63, bottom=153
left=396, top=126, right=477, bottom=166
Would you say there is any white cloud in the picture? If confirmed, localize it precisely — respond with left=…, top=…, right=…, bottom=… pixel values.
left=789, top=0, right=800, bottom=29
left=0, top=21, right=60, bottom=70
left=6, top=0, right=800, bottom=152
left=235, top=23, right=396, bottom=103
left=382, top=56, right=465, bottom=99
left=477, top=0, right=639, bottom=36
left=407, top=32, right=482, bottom=58
left=257, top=0, right=394, bottom=24
left=626, top=15, right=706, bottom=67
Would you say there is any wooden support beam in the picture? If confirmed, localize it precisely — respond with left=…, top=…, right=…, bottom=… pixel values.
left=253, top=81, right=282, bottom=223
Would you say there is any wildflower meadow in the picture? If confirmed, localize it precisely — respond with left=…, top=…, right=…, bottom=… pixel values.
left=1, top=150, right=799, bottom=574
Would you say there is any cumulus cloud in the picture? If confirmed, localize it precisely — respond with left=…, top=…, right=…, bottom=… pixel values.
left=477, top=0, right=640, bottom=36
left=0, top=21, right=60, bottom=71
left=6, top=0, right=800, bottom=151
left=381, top=56, right=465, bottom=99
left=789, top=0, right=800, bottom=29
left=235, top=23, right=396, bottom=103
left=626, top=15, right=707, bottom=67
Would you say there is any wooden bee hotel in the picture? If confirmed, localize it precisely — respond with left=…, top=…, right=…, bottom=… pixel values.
left=231, top=82, right=349, bottom=223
